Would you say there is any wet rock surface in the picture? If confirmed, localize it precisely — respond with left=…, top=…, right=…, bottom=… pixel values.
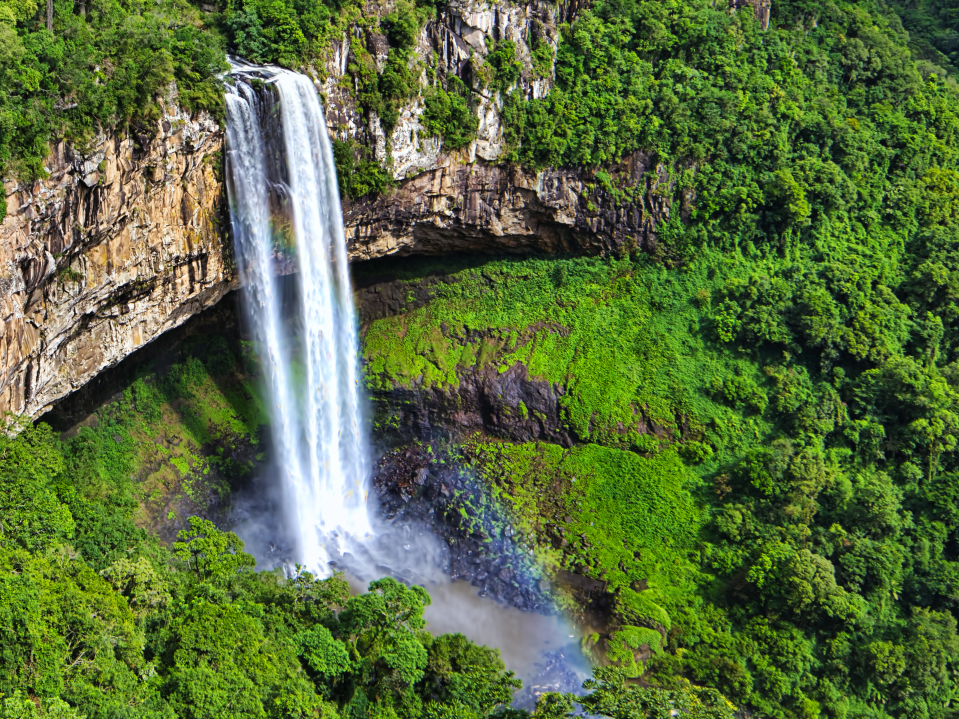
left=372, top=443, right=554, bottom=613
left=513, top=649, right=588, bottom=707
left=374, top=361, right=573, bottom=447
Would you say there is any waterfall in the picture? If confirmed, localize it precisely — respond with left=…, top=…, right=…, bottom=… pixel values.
left=224, top=61, right=372, bottom=571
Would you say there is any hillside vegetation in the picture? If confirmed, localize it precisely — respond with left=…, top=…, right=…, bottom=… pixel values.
left=0, top=332, right=734, bottom=718
left=359, top=0, right=959, bottom=716
left=8, top=0, right=959, bottom=715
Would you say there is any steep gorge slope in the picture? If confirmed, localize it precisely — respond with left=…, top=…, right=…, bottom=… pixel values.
left=2, top=0, right=676, bottom=418
left=7, top=0, right=959, bottom=715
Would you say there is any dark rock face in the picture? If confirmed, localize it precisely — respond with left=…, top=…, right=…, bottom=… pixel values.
left=344, top=153, right=673, bottom=261
left=374, top=362, right=573, bottom=447
left=354, top=271, right=456, bottom=324
left=372, top=443, right=554, bottom=613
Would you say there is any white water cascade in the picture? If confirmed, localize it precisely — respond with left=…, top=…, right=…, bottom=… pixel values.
left=224, top=61, right=372, bottom=572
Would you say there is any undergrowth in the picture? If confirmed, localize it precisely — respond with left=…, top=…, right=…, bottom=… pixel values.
left=362, top=252, right=772, bottom=454
left=58, top=333, right=267, bottom=551
left=360, top=242, right=959, bottom=717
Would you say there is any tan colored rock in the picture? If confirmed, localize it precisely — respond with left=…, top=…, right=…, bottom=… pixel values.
left=344, top=152, right=672, bottom=260
left=316, top=0, right=560, bottom=178
left=0, top=99, right=234, bottom=420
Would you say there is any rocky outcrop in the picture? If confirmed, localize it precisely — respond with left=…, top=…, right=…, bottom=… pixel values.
left=0, top=97, right=231, bottom=419
left=344, top=151, right=673, bottom=260
left=729, top=0, right=771, bottom=31
left=371, top=361, right=574, bottom=446
left=372, top=443, right=555, bottom=613
left=318, top=0, right=560, bottom=178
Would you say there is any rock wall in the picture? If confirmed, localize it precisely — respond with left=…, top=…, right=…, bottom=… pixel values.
left=344, top=151, right=673, bottom=260
left=0, top=112, right=671, bottom=421
left=0, top=98, right=232, bottom=420
left=318, top=0, right=560, bottom=179
left=0, top=0, right=770, bottom=420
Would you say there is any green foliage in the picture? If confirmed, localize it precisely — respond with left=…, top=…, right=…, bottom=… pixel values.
left=0, top=415, right=538, bottom=719
left=333, top=137, right=395, bottom=199
left=173, top=516, right=256, bottom=580
left=421, top=75, right=478, bottom=150
left=0, top=421, right=73, bottom=551
left=360, top=230, right=959, bottom=717
left=225, top=0, right=306, bottom=67
left=607, top=627, right=664, bottom=677
left=498, top=0, right=959, bottom=298
left=532, top=667, right=736, bottom=719
left=0, top=392, right=717, bottom=717
left=482, top=40, right=521, bottom=93
left=298, top=624, right=352, bottom=677
left=529, top=31, right=553, bottom=80
left=420, top=633, right=521, bottom=718
left=887, top=0, right=959, bottom=74
left=0, top=692, right=83, bottom=718
left=0, top=0, right=227, bottom=198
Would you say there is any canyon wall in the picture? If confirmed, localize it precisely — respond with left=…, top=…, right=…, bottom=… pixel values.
left=344, top=152, right=673, bottom=260
left=0, top=96, right=231, bottom=420
left=2, top=0, right=769, bottom=419
left=318, top=0, right=563, bottom=178
left=324, top=0, right=676, bottom=259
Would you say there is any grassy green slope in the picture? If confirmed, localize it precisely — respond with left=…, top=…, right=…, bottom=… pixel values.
left=54, top=333, right=269, bottom=559
left=358, top=0, right=959, bottom=713
left=363, top=254, right=771, bottom=452
left=359, top=241, right=959, bottom=719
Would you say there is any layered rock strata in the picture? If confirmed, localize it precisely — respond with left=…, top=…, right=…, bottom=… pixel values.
left=344, top=152, right=672, bottom=260
left=0, top=99, right=230, bottom=419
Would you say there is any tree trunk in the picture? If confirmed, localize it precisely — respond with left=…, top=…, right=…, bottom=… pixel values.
left=46, top=0, right=52, bottom=31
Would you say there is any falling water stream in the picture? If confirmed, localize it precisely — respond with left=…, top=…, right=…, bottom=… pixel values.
left=223, top=60, right=590, bottom=702
left=224, top=60, right=371, bottom=570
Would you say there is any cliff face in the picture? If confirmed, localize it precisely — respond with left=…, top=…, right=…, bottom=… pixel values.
left=343, top=152, right=673, bottom=260
left=320, top=0, right=677, bottom=259
left=0, top=97, right=231, bottom=420
left=318, top=0, right=562, bottom=179
left=1, top=0, right=762, bottom=419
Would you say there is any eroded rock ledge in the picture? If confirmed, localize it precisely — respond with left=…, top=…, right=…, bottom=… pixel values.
left=4, top=125, right=672, bottom=421
left=1, top=99, right=231, bottom=419
left=343, top=152, right=672, bottom=260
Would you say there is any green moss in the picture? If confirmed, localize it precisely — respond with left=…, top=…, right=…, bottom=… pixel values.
left=362, top=253, right=772, bottom=455
left=608, top=627, right=665, bottom=677
left=467, top=438, right=705, bottom=631
left=60, top=335, right=268, bottom=538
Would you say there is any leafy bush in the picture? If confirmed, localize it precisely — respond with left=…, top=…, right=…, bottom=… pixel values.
left=420, top=75, right=478, bottom=150
left=332, top=137, right=395, bottom=199
left=0, top=0, right=227, bottom=214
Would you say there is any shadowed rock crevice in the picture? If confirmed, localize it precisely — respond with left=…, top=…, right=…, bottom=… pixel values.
left=344, top=153, right=672, bottom=261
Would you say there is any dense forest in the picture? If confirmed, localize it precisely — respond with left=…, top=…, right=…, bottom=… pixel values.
left=0, top=333, right=732, bottom=717
left=8, top=0, right=959, bottom=715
